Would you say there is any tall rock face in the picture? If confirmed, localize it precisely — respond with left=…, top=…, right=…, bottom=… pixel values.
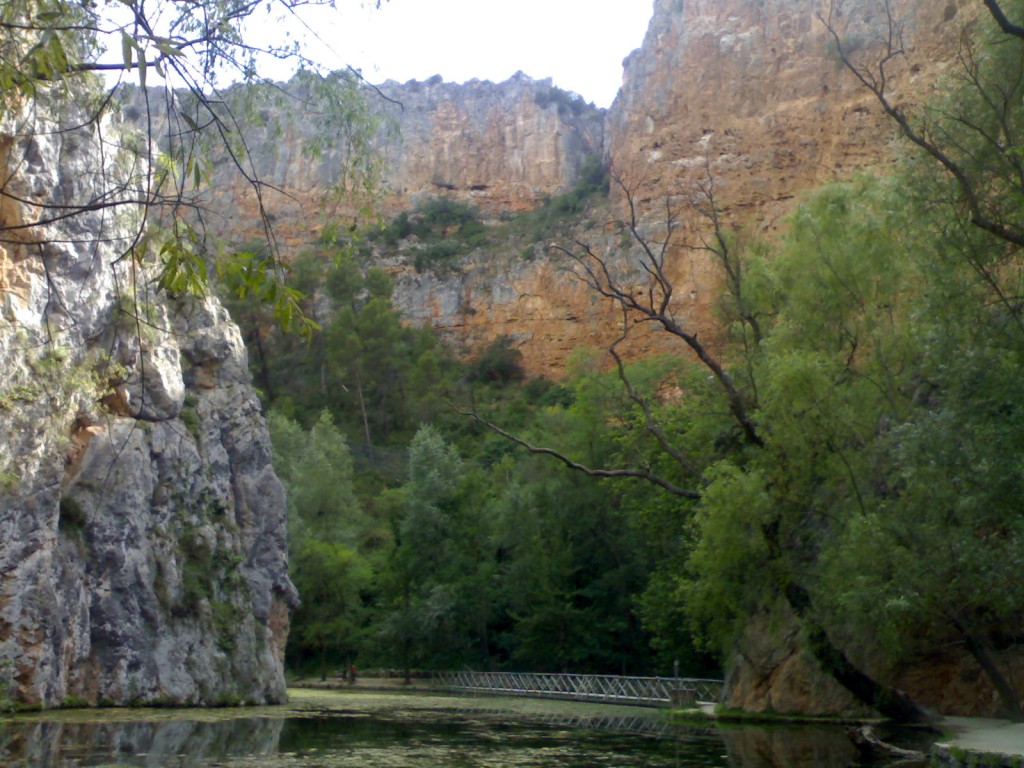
left=605, top=0, right=971, bottom=222
left=122, top=73, right=611, bottom=378
left=376, top=74, right=605, bottom=212
left=557, top=0, right=977, bottom=377
left=0, top=97, right=296, bottom=708
left=176, top=1, right=974, bottom=377
left=384, top=0, right=974, bottom=375
left=176, top=73, right=605, bottom=254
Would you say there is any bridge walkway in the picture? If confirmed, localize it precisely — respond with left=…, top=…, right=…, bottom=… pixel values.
left=432, top=670, right=724, bottom=709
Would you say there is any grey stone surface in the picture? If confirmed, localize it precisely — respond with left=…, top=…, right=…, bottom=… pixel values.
left=0, top=95, right=295, bottom=708
left=0, top=716, right=283, bottom=767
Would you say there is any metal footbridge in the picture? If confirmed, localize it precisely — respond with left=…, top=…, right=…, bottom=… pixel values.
left=433, top=670, right=724, bottom=709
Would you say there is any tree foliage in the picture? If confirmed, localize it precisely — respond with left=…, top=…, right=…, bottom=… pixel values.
left=270, top=410, right=373, bottom=677
left=465, top=1, right=1024, bottom=721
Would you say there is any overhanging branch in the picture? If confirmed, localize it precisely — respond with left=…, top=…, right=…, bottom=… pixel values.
left=451, top=402, right=701, bottom=500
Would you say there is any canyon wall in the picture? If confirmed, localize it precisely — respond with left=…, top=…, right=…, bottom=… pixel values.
left=0, top=96, right=296, bottom=708
left=181, top=0, right=975, bottom=377
left=606, top=0, right=970, bottom=220
left=144, top=73, right=606, bottom=255
left=385, top=0, right=976, bottom=375
left=375, top=74, right=605, bottom=213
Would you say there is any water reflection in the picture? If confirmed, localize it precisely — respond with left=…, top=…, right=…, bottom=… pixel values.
left=721, top=725, right=856, bottom=768
left=0, top=693, right=923, bottom=767
left=0, top=716, right=283, bottom=767
left=449, top=703, right=719, bottom=739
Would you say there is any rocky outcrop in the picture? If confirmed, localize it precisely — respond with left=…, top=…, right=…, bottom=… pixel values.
left=375, top=74, right=604, bottom=212
left=385, top=226, right=712, bottom=380
left=151, top=73, right=606, bottom=254
left=722, top=605, right=875, bottom=718
left=724, top=604, right=1024, bottom=719
left=0, top=95, right=296, bottom=708
left=605, top=0, right=974, bottom=223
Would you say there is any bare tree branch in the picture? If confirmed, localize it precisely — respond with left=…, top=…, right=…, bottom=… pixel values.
left=553, top=171, right=764, bottom=447
left=606, top=312, right=702, bottom=479
left=819, top=0, right=1024, bottom=248
left=982, top=0, right=1024, bottom=41
left=451, top=400, right=702, bottom=500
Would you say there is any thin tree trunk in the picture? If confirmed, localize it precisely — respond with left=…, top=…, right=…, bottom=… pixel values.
left=952, top=617, right=1024, bottom=722
left=480, top=614, right=490, bottom=667
left=248, top=319, right=274, bottom=401
left=784, top=582, right=936, bottom=724
left=403, top=581, right=411, bottom=685
left=355, top=367, right=374, bottom=462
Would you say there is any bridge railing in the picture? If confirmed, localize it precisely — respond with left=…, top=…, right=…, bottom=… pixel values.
left=432, top=670, right=723, bottom=708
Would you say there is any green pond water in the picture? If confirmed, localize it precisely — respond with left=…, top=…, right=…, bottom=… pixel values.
left=0, top=688, right=933, bottom=767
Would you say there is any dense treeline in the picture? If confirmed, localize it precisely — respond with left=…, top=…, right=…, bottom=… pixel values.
left=219, top=164, right=716, bottom=678
left=225, top=242, right=712, bottom=677
left=222, top=1, right=1024, bottom=717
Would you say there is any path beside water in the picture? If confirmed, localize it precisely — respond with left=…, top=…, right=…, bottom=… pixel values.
left=936, top=717, right=1024, bottom=763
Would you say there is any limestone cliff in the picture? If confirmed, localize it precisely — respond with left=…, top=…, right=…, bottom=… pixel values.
left=174, top=1, right=974, bottom=377
left=165, top=73, right=605, bottom=255
left=379, top=0, right=973, bottom=376
left=377, top=74, right=605, bottom=213
left=0, top=96, right=296, bottom=708
left=606, top=0, right=971, bottom=220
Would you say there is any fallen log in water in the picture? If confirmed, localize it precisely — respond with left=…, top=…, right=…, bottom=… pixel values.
left=847, top=726, right=926, bottom=764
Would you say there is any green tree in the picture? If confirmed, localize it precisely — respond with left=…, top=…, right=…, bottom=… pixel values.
left=479, top=170, right=931, bottom=721
left=687, top=170, right=1024, bottom=719
left=227, top=250, right=451, bottom=449
left=270, top=410, right=371, bottom=678
left=379, top=425, right=466, bottom=679
left=493, top=466, right=652, bottom=674
left=324, top=267, right=439, bottom=450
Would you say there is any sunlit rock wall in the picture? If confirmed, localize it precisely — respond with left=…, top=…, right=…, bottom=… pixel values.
left=382, top=0, right=975, bottom=375
left=376, top=73, right=605, bottom=212
left=159, top=72, right=606, bottom=254
left=118, top=1, right=976, bottom=379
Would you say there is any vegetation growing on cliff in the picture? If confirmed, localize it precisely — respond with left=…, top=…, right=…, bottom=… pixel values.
left=364, top=153, right=609, bottom=275
left=244, top=0, right=1024, bottom=722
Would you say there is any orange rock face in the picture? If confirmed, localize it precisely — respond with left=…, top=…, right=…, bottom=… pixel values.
left=375, top=75, right=605, bottom=215
left=189, top=73, right=605, bottom=254
left=384, top=0, right=975, bottom=376
left=606, top=0, right=972, bottom=216
left=554, top=0, right=973, bottom=371
left=188, top=0, right=974, bottom=379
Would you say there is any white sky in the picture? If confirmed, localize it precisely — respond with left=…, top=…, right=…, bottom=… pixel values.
left=252, top=0, right=655, bottom=108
